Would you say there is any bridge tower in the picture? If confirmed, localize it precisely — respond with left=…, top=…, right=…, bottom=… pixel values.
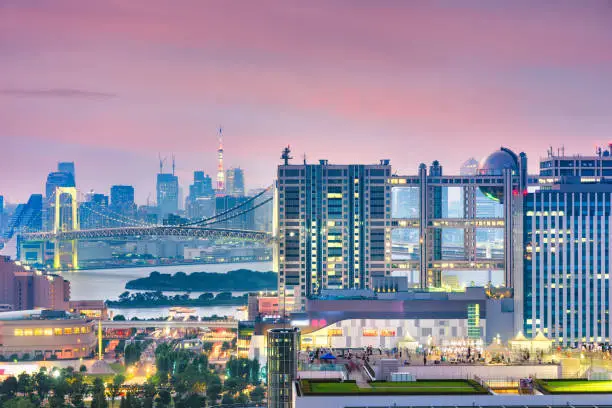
left=52, top=186, right=79, bottom=270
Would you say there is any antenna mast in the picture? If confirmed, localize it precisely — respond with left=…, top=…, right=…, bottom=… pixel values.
left=172, top=154, right=176, bottom=176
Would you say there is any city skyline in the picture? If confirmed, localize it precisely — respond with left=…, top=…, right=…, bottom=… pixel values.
left=2, top=1, right=612, bottom=203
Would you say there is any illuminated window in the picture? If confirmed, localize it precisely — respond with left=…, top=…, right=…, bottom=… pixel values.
left=64, top=328, right=73, bottom=335
left=74, top=327, right=81, bottom=334
left=380, top=329, right=396, bottom=337
left=54, top=328, right=63, bottom=336
left=34, top=328, right=43, bottom=336
left=362, top=328, right=378, bottom=337
left=44, top=328, right=53, bottom=336
left=328, top=328, right=343, bottom=337
left=82, top=326, right=88, bottom=333
left=24, top=329, right=33, bottom=336
left=14, top=329, right=24, bottom=336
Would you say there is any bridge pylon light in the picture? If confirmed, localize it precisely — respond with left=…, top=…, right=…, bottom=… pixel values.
left=52, top=187, right=79, bottom=270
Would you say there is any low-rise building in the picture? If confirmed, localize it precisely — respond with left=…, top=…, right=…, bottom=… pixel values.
left=0, top=309, right=97, bottom=360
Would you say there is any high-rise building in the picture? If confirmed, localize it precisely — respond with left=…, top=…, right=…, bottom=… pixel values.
left=267, top=328, right=300, bottom=408
left=523, top=148, right=612, bottom=346
left=110, top=185, right=137, bottom=222
left=80, top=193, right=109, bottom=229
left=7, top=194, right=43, bottom=236
left=45, top=171, right=75, bottom=200
left=276, top=158, right=392, bottom=310
left=215, top=195, right=255, bottom=230
left=157, top=173, right=179, bottom=218
left=226, top=167, right=245, bottom=197
left=0, top=195, right=4, bottom=215
left=186, top=171, right=215, bottom=219
left=57, top=162, right=75, bottom=180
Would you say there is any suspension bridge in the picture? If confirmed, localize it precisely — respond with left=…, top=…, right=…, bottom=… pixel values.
left=14, top=186, right=275, bottom=270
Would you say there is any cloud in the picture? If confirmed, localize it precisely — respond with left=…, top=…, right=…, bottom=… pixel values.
left=0, top=88, right=117, bottom=99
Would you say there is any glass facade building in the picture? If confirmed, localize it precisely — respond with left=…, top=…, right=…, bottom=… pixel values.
left=524, top=185, right=612, bottom=345
left=267, top=328, right=300, bottom=408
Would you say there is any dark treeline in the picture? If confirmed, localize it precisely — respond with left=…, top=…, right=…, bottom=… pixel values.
left=106, top=291, right=248, bottom=308
left=125, top=269, right=277, bottom=291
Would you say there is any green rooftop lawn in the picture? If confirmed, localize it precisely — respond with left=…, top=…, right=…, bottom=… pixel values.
left=302, top=380, right=487, bottom=395
left=537, top=380, right=612, bottom=394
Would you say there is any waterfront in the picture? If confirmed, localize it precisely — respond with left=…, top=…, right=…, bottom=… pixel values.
left=57, top=261, right=273, bottom=319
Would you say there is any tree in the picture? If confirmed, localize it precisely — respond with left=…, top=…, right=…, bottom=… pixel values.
left=142, top=381, right=156, bottom=408
left=34, top=370, right=51, bottom=401
left=205, top=377, right=222, bottom=403
left=113, top=315, right=127, bottom=321
left=79, top=364, right=88, bottom=373
left=2, top=397, right=37, bottom=408
left=224, top=377, right=246, bottom=395
left=235, top=392, right=249, bottom=404
left=91, top=377, right=108, bottom=408
left=68, top=373, right=88, bottom=408
left=16, top=373, right=32, bottom=397
left=221, top=393, right=234, bottom=406
left=107, top=374, right=125, bottom=407
left=124, top=343, right=142, bottom=366
left=250, top=385, right=265, bottom=403
left=1, top=376, right=18, bottom=398
left=197, top=293, right=214, bottom=301
left=155, top=389, right=171, bottom=407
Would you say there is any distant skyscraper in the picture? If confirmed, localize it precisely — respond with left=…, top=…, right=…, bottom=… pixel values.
left=57, top=162, right=75, bottom=180
left=225, top=167, right=245, bottom=197
left=110, top=185, right=137, bottom=222
left=157, top=173, right=179, bottom=218
left=215, top=195, right=254, bottom=230
left=277, top=157, right=392, bottom=310
left=8, top=194, right=43, bottom=236
left=80, top=194, right=109, bottom=229
left=0, top=195, right=3, bottom=215
left=45, top=172, right=75, bottom=200
left=186, top=171, right=215, bottom=219
left=216, top=128, right=225, bottom=195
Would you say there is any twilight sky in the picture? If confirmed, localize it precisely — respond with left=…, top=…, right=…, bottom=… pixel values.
left=1, top=0, right=611, bottom=204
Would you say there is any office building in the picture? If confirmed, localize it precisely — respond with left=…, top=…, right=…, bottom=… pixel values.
left=0, top=195, right=4, bottom=215
left=45, top=171, right=75, bottom=199
left=57, top=162, right=76, bottom=180
left=539, top=145, right=612, bottom=179
left=7, top=194, right=43, bottom=237
left=215, top=195, right=255, bottom=230
left=79, top=193, right=109, bottom=229
left=267, top=328, right=300, bottom=408
left=523, top=149, right=612, bottom=346
left=226, top=167, right=245, bottom=197
left=186, top=171, right=215, bottom=219
left=0, top=309, right=96, bottom=360
left=157, top=173, right=179, bottom=217
left=110, top=185, right=137, bottom=222
left=276, top=157, right=392, bottom=311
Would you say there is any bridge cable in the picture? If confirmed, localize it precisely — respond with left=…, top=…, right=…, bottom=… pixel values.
left=197, top=196, right=273, bottom=228
left=177, top=185, right=273, bottom=227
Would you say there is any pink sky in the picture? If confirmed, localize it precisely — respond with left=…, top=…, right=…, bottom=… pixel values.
left=1, top=0, right=611, bottom=203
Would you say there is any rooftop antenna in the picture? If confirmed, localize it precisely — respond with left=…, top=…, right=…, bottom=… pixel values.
left=158, top=153, right=167, bottom=174
left=172, top=154, right=176, bottom=176
left=281, top=145, right=293, bottom=165
left=303, top=153, right=307, bottom=165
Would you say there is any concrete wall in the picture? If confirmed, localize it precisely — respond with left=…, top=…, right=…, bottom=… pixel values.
left=296, top=392, right=612, bottom=408
left=394, top=363, right=560, bottom=380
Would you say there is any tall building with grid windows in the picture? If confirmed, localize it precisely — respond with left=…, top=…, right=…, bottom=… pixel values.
left=276, top=158, right=392, bottom=311
left=524, top=147, right=612, bottom=346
